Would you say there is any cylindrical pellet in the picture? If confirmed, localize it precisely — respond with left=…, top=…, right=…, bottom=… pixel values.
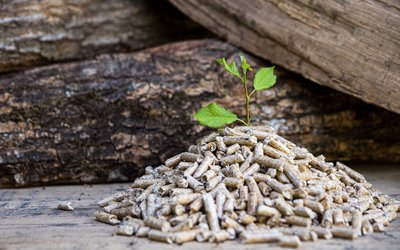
left=257, top=205, right=279, bottom=217
left=144, top=216, right=170, bottom=232
left=203, top=193, right=221, bottom=231
left=136, top=226, right=151, bottom=237
left=331, top=227, right=357, bottom=239
left=173, top=229, right=199, bottom=244
left=57, top=201, right=74, bottom=211
left=193, top=154, right=214, bottom=178
left=311, top=226, right=333, bottom=240
left=243, top=163, right=260, bottom=178
left=180, top=152, right=204, bottom=163
left=285, top=215, right=312, bottom=227
left=95, top=211, right=120, bottom=225
left=211, top=230, right=230, bottom=243
left=275, top=199, right=293, bottom=216
left=224, top=177, right=244, bottom=189
left=148, top=229, right=173, bottom=244
left=220, top=154, right=245, bottom=166
left=227, top=143, right=241, bottom=155
left=239, top=231, right=281, bottom=243
left=215, top=136, right=227, bottom=152
left=247, top=192, right=258, bottom=216
left=279, top=235, right=302, bottom=248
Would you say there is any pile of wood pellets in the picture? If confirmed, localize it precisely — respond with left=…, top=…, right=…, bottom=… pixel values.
left=95, top=126, right=398, bottom=247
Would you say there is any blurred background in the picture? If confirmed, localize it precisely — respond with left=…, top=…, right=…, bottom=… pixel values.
left=1, top=0, right=399, bottom=187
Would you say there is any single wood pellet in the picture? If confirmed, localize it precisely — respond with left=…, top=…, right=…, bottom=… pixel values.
left=95, top=126, right=398, bottom=247
left=57, top=201, right=74, bottom=211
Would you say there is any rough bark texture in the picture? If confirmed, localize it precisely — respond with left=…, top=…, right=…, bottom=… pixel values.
left=1, top=39, right=400, bottom=187
left=169, top=0, right=400, bottom=114
left=0, top=0, right=210, bottom=73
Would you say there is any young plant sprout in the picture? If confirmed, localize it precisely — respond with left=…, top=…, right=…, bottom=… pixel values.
left=194, top=54, right=277, bottom=128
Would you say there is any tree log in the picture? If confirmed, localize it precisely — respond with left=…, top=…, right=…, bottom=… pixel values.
left=169, top=0, right=400, bottom=114
left=0, top=0, right=209, bottom=73
left=1, top=39, right=399, bottom=187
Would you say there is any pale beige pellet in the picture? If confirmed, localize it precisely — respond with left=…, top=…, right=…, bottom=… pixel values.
left=239, top=230, right=281, bottom=243
left=201, top=169, right=216, bottom=182
left=203, top=193, right=220, bottom=231
left=257, top=205, right=279, bottom=217
left=57, top=201, right=74, bottom=211
left=243, top=163, right=260, bottom=178
left=189, top=196, right=203, bottom=212
left=215, top=136, right=227, bottom=152
left=279, top=235, right=302, bottom=248
left=361, top=219, right=373, bottom=235
left=220, top=153, right=245, bottom=166
left=275, top=199, right=293, bottom=216
left=165, top=154, right=182, bottom=168
left=144, top=216, right=170, bottom=232
left=239, top=155, right=253, bottom=172
left=285, top=215, right=311, bottom=227
left=216, top=191, right=226, bottom=219
left=224, top=177, right=244, bottom=189
left=116, top=224, right=138, bottom=236
left=206, top=175, right=223, bottom=191
left=180, top=152, right=204, bottom=163
left=173, top=193, right=201, bottom=205
left=183, top=162, right=199, bottom=176
left=148, top=229, right=173, bottom=244
left=311, top=226, right=333, bottom=240
left=254, top=155, right=284, bottom=171
left=336, top=162, right=366, bottom=183
left=228, top=163, right=243, bottom=178
left=174, top=229, right=199, bottom=244
left=227, top=143, right=241, bottom=155
left=136, top=226, right=150, bottom=237
left=331, top=227, right=357, bottom=239
left=95, top=211, right=120, bottom=225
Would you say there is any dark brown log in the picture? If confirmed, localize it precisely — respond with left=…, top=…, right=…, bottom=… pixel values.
left=169, top=0, right=400, bottom=114
left=1, top=39, right=399, bottom=187
left=0, top=0, right=209, bottom=73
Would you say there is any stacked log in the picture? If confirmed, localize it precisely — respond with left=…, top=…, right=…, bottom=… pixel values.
left=0, top=0, right=209, bottom=73
left=1, top=40, right=399, bottom=187
left=169, top=0, right=400, bottom=114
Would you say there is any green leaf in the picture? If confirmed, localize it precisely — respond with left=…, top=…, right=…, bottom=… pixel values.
left=216, top=58, right=241, bottom=78
left=194, top=103, right=238, bottom=128
left=253, top=66, right=276, bottom=91
left=239, top=54, right=252, bottom=74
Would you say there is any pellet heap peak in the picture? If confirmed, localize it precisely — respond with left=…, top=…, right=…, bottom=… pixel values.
left=95, top=125, right=398, bottom=247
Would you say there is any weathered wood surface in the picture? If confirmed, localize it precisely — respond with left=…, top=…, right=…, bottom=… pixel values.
left=0, top=0, right=209, bottom=73
left=0, top=164, right=399, bottom=250
left=1, top=39, right=400, bottom=187
left=169, top=0, right=400, bottom=114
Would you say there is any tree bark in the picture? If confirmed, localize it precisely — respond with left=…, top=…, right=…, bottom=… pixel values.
left=0, top=0, right=209, bottom=73
left=1, top=39, right=399, bottom=187
left=169, top=0, right=400, bottom=114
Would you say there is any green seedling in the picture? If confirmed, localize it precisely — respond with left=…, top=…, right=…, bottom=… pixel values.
left=194, top=54, right=277, bottom=128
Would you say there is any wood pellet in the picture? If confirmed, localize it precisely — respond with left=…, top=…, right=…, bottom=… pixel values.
left=95, top=126, right=398, bottom=247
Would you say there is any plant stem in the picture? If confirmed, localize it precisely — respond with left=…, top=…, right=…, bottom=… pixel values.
left=237, top=118, right=247, bottom=126
left=242, top=73, right=251, bottom=126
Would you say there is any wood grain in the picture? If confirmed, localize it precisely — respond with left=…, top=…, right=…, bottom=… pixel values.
left=169, top=0, right=400, bottom=114
left=0, top=0, right=209, bottom=73
left=0, top=164, right=399, bottom=250
left=1, top=39, right=400, bottom=187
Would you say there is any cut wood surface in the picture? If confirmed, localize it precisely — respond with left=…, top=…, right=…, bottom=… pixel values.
left=0, top=164, right=399, bottom=250
left=1, top=39, right=400, bottom=187
left=169, top=0, right=400, bottom=114
left=0, top=0, right=209, bottom=73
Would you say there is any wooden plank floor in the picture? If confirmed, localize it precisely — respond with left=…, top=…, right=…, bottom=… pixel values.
left=1, top=164, right=399, bottom=250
